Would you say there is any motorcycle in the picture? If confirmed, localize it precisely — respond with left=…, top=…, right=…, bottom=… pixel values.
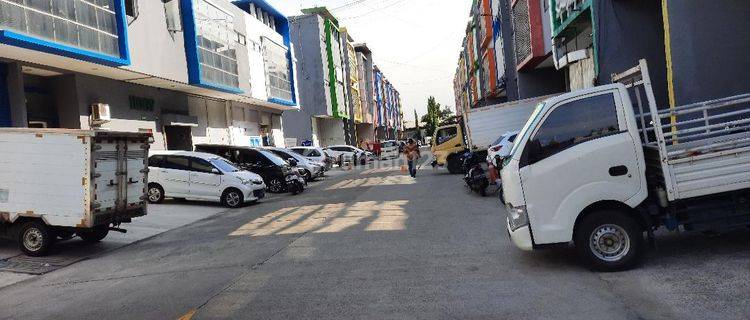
left=462, top=151, right=489, bottom=196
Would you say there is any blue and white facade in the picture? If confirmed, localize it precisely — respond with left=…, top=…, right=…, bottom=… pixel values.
left=0, top=0, right=297, bottom=150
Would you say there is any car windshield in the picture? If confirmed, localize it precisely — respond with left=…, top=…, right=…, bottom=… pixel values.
left=210, top=158, right=239, bottom=172
left=259, top=150, right=288, bottom=166
left=509, top=103, right=546, bottom=159
left=490, top=135, right=506, bottom=146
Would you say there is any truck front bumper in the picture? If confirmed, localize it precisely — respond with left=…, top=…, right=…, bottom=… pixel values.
left=506, top=219, right=534, bottom=251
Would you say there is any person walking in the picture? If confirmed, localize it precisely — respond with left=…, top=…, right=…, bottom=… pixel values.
left=403, top=138, right=421, bottom=178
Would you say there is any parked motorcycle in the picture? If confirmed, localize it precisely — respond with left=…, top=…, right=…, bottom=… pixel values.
left=462, top=151, right=489, bottom=196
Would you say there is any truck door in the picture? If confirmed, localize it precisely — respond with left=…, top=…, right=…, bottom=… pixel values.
left=518, top=91, right=642, bottom=244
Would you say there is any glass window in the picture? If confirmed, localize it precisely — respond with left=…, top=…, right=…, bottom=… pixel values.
left=259, top=150, right=287, bottom=166
left=194, top=0, right=239, bottom=88
left=436, top=127, right=458, bottom=145
left=508, top=134, right=518, bottom=143
left=190, top=157, right=216, bottom=173
left=148, top=155, right=164, bottom=168
left=0, top=0, right=121, bottom=57
left=163, top=156, right=190, bottom=171
left=528, top=93, right=620, bottom=163
left=210, top=158, right=239, bottom=173
left=307, top=150, right=321, bottom=157
left=262, top=38, right=292, bottom=101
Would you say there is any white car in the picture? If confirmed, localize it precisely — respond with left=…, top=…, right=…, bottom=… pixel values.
left=266, top=147, right=325, bottom=181
left=486, top=131, right=519, bottom=166
left=325, top=145, right=368, bottom=165
left=290, top=146, right=331, bottom=169
left=380, top=140, right=399, bottom=160
left=147, top=151, right=266, bottom=208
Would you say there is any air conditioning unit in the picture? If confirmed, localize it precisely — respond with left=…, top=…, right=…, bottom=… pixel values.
left=90, top=103, right=111, bottom=127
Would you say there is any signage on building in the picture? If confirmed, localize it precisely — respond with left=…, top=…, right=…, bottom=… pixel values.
left=249, top=136, right=263, bottom=147
left=129, top=96, right=155, bottom=112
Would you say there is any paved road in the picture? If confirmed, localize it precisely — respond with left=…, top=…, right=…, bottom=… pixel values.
left=0, top=158, right=749, bottom=319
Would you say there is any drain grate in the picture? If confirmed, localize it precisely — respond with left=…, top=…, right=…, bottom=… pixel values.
left=0, top=255, right=84, bottom=275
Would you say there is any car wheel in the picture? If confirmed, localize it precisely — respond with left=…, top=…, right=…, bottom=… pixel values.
left=575, top=210, right=644, bottom=271
left=18, top=220, right=53, bottom=256
left=147, top=183, right=165, bottom=203
left=222, top=188, right=245, bottom=208
left=78, top=225, right=109, bottom=243
left=267, top=178, right=284, bottom=193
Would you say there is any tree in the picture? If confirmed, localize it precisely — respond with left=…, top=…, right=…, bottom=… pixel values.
left=420, top=97, right=456, bottom=137
left=413, top=110, right=422, bottom=141
left=421, top=96, right=442, bottom=138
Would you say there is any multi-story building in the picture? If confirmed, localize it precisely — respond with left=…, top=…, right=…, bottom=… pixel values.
left=282, top=7, right=349, bottom=147
left=0, top=0, right=298, bottom=150
left=341, top=27, right=361, bottom=146
left=354, top=43, right=376, bottom=143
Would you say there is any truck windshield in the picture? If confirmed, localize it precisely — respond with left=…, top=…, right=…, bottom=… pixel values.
left=508, top=103, right=545, bottom=160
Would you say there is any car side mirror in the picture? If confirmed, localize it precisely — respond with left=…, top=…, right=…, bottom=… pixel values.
left=211, top=168, right=221, bottom=175
left=288, top=159, right=298, bottom=167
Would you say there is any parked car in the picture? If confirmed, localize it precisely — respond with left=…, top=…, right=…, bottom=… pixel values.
left=380, top=140, right=400, bottom=160
left=266, top=147, right=325, bottom=181
left=325, top=145, right=368, bottom=165
left=194, top=145, right=302, bottom=194
left=147, top=151, right=266, bottom=208
left=290, top=146, right=332, bottom=170
left=486, top=131, right=519, bottom=165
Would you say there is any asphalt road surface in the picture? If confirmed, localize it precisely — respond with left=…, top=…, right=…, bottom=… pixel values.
left=0, top=158, right=749, bottom=320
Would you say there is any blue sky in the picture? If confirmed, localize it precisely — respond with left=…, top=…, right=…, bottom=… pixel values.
left=265, top=0, right=473, bottom=122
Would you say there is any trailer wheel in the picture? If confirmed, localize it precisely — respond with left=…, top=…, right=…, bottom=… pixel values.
left=575, top=210, right=644, bottom=271
left=18, top=220, right=53, bottom=256
left=147, top=183, right=165, bottom=203
left=78, top=226, right=109, bottom=243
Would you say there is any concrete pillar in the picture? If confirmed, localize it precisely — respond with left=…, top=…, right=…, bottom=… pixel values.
left=0, top=62, right=27, bottom=127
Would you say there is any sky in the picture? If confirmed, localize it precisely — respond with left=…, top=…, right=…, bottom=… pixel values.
left=265, top=0, right=473, bottom=123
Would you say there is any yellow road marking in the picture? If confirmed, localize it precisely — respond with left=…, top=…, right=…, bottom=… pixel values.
left=178, top=309, right=197, bottom=320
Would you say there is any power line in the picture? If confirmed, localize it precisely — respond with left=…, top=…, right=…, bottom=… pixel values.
left=339, top=0, right=409, bottom=20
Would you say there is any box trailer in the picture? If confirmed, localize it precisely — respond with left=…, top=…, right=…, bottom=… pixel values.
left=0, top=129, right=152, bottom=256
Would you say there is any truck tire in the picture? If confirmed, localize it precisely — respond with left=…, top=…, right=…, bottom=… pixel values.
left=575, top=210, right=644, bottom=271
left=78, top=225, right=109, bottom=243
left=447, top=155, right=464, bottom=174
left=18, top=220, right=54, bottom=256
left=147, top=183, right=165, bottom=204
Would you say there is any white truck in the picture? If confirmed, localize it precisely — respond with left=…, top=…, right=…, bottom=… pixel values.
left=502, top=60, right=750, bottom=271
left=0, top=129, right=152, bottom=256
left=431, top=95, right=556, bottom=173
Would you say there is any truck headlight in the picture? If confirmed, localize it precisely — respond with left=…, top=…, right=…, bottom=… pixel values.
left=507, top=204, right=528, bottom=231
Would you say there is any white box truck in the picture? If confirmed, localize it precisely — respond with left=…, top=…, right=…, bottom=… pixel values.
left=0, top=129, right=152, bottom=256
left=502, top=60, right=750, bottom=271
left=431, top=95, right=556, bottom=173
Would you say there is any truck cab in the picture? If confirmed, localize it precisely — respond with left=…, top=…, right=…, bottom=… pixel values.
left=431, top=124, right=466, bottom=173
left=502, top=83, right=649, bottom=269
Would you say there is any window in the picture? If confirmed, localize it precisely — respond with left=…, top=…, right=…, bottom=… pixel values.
left=436, top=127, right=458, bottom=145
left=210, top=158, right=239, bottom=172
left=236, top=32, right=246, bottom=45
left=190, top=158, right=215, bottom=173
left=124, top=0, right=138, bottom=17
left=306, top=150, right=321, bottom=157
left=163, top=156, right=190, bottom=171
left=262, top=38, right=292, bottom=102
left=194, top=0, right=239, bottom=88
left=508, top=134, right=517, bottom=143
left=0, top=0, right=122, bottom=56
left=148, top=155, right=164, bottom=168
left=527, top=93, right=620, bottom=164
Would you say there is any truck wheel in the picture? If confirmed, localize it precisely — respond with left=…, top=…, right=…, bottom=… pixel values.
left=147, top=183, right=165, bottom=204
left=18, top=221, right=53, bottom=256
left=575, top=210, right=644, bottom=271
left=447, top=155, right=464, bottom=174
left=222, top=188, right=244, bottom=208
left=78, top=225, right=109, bottom=243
